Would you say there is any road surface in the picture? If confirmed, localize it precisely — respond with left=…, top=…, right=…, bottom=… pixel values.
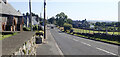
left=48, top=25, right=119, bottom=57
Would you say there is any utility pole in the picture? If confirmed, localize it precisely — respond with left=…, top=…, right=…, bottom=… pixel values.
left=44, top=0, right=46, bottom=39
left=29, top=0, right=32, bottom=31
left=39, top=13, right=41, bottom=25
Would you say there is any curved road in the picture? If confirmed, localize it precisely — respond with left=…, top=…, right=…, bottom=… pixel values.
left=48, top=25, right=119, bottom=57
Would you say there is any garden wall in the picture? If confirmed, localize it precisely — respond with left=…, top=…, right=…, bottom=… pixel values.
left=2, top=32, right=37, bottom=57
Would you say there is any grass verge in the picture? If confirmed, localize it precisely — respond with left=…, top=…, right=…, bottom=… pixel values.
left=72, top=33, right=120, bottom=45
left=0, top=32, right=17, bottom=40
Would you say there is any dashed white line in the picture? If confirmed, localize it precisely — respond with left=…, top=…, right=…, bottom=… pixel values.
left=81, top=42, right=91, bottom=46
left=73, top=39, right=79, bottom=41
left=96, top=47, right=117, bottom=55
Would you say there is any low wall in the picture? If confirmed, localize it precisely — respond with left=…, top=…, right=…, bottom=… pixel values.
left=14, top=36, right=37, bottom=55
left=2, top=31, right=36, bottom=56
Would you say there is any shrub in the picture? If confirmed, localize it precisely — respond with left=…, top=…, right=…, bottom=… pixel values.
left=33, top=25, right=39, bottom=31
left=63, top=23, right=72, bottom=31
left=38, top=26, right=43, bottom=31
left=23, top=27, right=31, bottom=31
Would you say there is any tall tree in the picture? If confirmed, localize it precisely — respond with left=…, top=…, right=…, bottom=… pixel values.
left=48, top=17, right=55, bottom=24
left=55, top=12, right=68, bottom=26
left=67, top=18, right=73, bottom=24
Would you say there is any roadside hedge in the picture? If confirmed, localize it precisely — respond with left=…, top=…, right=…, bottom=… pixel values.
left=73, top=32, right=120, bottom=42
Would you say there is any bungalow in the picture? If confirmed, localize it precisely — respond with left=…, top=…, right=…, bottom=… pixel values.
left=0, top=0, right=24, bottom=31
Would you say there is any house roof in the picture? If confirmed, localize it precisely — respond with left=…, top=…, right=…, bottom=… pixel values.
left=0, top=0, right=22, bottom=16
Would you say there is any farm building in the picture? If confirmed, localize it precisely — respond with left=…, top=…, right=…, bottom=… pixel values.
left=0, top=0, right=24, bottom=31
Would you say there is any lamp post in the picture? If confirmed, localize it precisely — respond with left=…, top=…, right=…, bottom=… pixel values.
left=29, top=0, right=32, bottom=31
left=44, top=0, right=46, bottom=39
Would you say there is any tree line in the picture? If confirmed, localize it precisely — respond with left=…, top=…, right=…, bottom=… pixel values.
left=48, top=12, right=120, bottom=32
left=48, top=12, right=73, bottom=31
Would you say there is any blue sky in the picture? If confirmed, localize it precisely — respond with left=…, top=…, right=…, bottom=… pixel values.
left=8, top=0, right=120, bottom=21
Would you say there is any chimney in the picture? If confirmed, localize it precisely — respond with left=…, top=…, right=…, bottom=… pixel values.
left=2, top=0, right=7, bottom=4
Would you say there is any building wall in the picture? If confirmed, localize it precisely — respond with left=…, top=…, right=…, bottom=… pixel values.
left=1, top=16, right=7, bottom=31
left=0, top=16, right=2, bottom=32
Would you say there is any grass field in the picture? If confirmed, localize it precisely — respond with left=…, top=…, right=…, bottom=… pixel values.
left=73, top=28, right=119, bottom=35
left=73, top=34, right=120, bottom=45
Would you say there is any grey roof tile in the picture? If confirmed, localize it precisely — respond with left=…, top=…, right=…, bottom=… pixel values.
left=0, top=0, right=22, bottom=16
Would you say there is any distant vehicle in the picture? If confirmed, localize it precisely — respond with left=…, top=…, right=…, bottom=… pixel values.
left=51, top=26, right=54, bottom=29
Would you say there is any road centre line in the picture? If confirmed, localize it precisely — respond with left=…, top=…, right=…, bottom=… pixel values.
left=81, top=42, right=91, bottom=46
left=96, top=47, right=117, bottom=55
left=73, top=39, right=79, bottom=41
left=80, top=41, right=117, bottom=55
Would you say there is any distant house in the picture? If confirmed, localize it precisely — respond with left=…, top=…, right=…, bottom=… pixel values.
left=0, top=0, right=24, bottom=31
left=23, top=14, right=29, bottom=27
left=23, top=14, right=39, bottom=28
left=32, top=16, right=39, bottom=25
left=73, top=19, right=90, bottom=28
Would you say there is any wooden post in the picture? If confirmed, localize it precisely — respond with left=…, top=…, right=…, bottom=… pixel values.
left=29, top=0, right=32, bottom=31
left=44, top=0, right=46, bottom=39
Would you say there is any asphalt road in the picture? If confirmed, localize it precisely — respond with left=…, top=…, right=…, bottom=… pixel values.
left=48, top=25, right=119, bottom=57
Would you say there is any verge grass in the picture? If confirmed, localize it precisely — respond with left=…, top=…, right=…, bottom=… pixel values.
left=73, top=28, right=119, bottom=35
left=0, top=33, right=17, bottom=40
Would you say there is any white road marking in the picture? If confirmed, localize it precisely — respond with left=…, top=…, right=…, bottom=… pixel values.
left=77, top=37, right=117, bottom=48
left=49, top=30, right=64, bottom=55
left=96, top=47, right=117, bottom=55
left=73, top=39, right=79, bottom=41
left=81, top=42, right=91, bottom=46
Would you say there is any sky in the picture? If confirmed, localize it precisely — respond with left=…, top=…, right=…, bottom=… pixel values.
left=7, top=0, right=120, bottom=21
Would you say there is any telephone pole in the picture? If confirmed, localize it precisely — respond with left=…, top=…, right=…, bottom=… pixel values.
left=29, top=0, right=32, bottom=31
left=44, top=0, right=46, bottom=39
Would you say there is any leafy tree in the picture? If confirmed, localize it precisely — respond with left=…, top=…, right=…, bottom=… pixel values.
left=55, top=12, right=68, bottom=26
left=67, top=18, right=73, bottom=24
left=57, top=19, right=65, bottom=26
left=95, top=22, right=101, bottom=26
left=48, top=17, right=55, bottom=24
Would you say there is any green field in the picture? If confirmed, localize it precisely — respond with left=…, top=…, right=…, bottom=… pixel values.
left=73, top=28, right=119, bottom=35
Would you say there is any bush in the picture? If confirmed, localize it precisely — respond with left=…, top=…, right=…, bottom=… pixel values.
left=38, top=26, right=43, bottom=31
left=23, top=27, right=31, bottom=31
left=63, top=23, right=72, bottom=31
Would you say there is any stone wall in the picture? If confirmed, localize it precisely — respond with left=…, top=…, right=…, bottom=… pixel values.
left=2, top=32, right=36, bottom=56
left=14, top=36, right=37, bottom=55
